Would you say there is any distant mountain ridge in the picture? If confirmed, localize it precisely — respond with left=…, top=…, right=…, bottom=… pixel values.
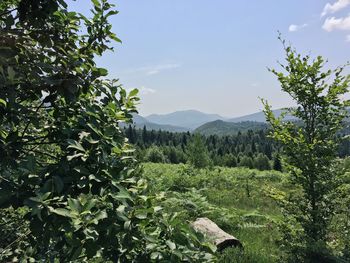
left=228, top=109, right=296, bottom=123
left=128, top=108, right=350, bottom=135
left=130, top=108, right=297, bottom=134
left=195, top=120, right=268, bottom=136
left=121, top=114, right=189, bottom=133
left=145, top=110, right=226, bottom=130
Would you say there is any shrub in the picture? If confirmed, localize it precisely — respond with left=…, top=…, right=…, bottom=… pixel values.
left=145, top=145, right=166, bottom=163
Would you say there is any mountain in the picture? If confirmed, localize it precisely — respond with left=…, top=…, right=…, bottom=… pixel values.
left=195, top=120, right=268, bottom=136
left=132, top=114, right=149, bottom=125
left=228, top=109, right=297, bottom=123
left=123, top=114, right=189, bottom=133
left=145, top=110, right=226, bottom=129
left=132, top=122, right=189, bottom=133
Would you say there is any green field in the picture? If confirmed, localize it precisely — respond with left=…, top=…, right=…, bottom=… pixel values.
left=142, top=163, right=289, bottom=262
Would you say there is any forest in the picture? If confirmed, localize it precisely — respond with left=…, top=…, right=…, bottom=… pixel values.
left=1, top=0, right=350, bottom=262
left=124, top=124, right=350, bottom=171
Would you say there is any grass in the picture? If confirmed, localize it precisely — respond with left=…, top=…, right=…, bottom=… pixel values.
left=142, top=163, right=287, bottom=262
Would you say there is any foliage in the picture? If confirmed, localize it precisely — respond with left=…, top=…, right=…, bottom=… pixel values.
left=125, top=125, right=279, bottom=171
left=272, top=153, right=283, bottom=172
left=222, top=153, right=238, bottom=167
left=0, top=1, right=214, bottom=261
left=262, top=38, right=350, bottom=262
left=143, top=163, right=286, bottom=262
left=194, top=120, right=268, bottom=136
left=186, top=133, right=211, bottom=168
left=253, top=153, right=271, bottom=171
left=331, top=159, right=350, bottom=261
left=238, top=156, right=254, bottom=169
left=144, top=145, right=166, bottom=163
left=143, top=161, right=350, bottom=262
left=219, top=247, right=272, bottom=263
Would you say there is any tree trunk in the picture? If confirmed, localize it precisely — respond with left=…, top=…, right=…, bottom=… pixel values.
left=191, top=217, right=242, bottom=251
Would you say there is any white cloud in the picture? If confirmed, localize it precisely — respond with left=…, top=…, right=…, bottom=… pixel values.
left=322, top=15, right=350, bottom=31
left=124, top=63, right=181, bottom=76
left=321, top=0, right=350, bottom=17
left=126, top=86, right=156, bottom=96
left=146, top=70, right=160, bottom=76
left=346, top=34, right=350, bottom=41
left=289, top=23, right=308, bottom=32
left=139, top=87, right=156, bottom=95
left=145, top=63, right=181, bottom=76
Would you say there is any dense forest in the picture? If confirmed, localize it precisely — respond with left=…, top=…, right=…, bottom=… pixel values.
left=124, top=124, right=350, bottom=171
left=124, top=125, right=280, bottom=170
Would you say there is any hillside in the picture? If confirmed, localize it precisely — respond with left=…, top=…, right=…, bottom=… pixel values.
left=229, top=109, right=296, bottom=123
left=195, top=120, right=268, bottom=136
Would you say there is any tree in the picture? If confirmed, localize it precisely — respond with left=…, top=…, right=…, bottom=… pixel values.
left=238, top=156, right=254, bottom=169
left=272, top=153, right=283, bottom=171
left=145, top=145, right=166, bottom=163
left=0, top=1, right=213, bottom=261
left=223, top=153, right=237, bottom=167
left=253, top=153, right=271, bottom=171
left=263, top=38, right=350, bottom=261
left=142, top=125, right=148, bottom=145
left=187, top=134, right=210, bottom=169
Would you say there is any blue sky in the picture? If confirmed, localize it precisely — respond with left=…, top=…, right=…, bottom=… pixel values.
left=70, top=0, right=350, bottom=117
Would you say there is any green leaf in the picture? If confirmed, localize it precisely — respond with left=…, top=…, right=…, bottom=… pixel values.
left=112, top=185, right=132, bottom=200
left=98, top=68, right=108, bottom=76
left=7, top=66, right=15, bottom=82
left=91, top=0, right=100, bottom=8
left=68, top=198, right=81, bottom=213
left=67, top=140, right=85, bottom=152
left=50, top=208, right=72, bottom=218
left=53, top=176, right=64, bottom=193
left=166, top=240, right=176, bottom=250
left=71, top=246, right=83, bottom=260
left=74, top=166, right=91, bottom=175
left=0, top=98, right=6, bottom=107
left=128, top=88, right=138, bottom=98
left=94, top=210, right=107, bottom=222
left=135, top=212, right=147, bottom=220
left=67, top=153, right=85, bottom=161
left=151, top=252, right=163, bottom=260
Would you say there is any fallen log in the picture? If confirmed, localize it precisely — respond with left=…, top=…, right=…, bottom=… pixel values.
left=191, top=217, right=242, bottom=252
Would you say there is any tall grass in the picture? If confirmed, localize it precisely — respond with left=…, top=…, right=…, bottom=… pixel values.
left=142, top=163, right=285, bottom=262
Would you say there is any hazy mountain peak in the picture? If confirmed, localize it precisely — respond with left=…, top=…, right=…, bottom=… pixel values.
left=145, top=110, right=226, bottom=129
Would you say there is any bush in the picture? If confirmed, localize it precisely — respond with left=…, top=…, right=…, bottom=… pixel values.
left=253, top=153, right=271, bottom=171
left=223, top=154, right=238, bottom=167
left=238, top=156, right=254, bottom=169
left=145, top=145, right=166, bottom=163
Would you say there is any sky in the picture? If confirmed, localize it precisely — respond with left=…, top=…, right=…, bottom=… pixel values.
left=69, top=0, right=350, bottom=117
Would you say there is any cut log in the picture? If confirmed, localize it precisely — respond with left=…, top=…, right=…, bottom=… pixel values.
left=191, top=217, right=242, bottom=252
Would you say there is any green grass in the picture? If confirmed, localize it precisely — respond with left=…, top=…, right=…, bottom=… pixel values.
left=142, top=163, right=287, bottom=262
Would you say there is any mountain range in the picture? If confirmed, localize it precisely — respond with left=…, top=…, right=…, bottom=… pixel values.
left=125, top=108, right=350, bottom=136
left=128, top=109, right=287, bottom=134
left=145, top=110, right=226, bottom=130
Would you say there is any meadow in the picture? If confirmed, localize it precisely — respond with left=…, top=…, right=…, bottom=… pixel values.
left=142, top=163, right=289, bottom=262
